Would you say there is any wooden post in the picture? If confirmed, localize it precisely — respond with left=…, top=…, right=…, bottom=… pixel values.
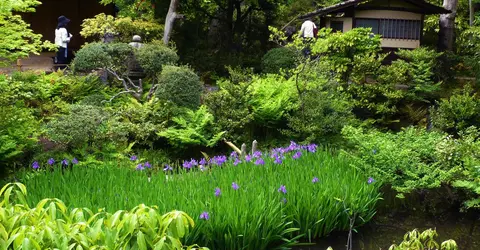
left=16, top=59, right=22, bottom=71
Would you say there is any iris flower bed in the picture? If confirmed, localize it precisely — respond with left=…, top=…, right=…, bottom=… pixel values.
left=20, top=142, right=380, bottom=249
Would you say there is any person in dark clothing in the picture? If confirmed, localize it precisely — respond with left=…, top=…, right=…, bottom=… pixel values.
left=54, top=16, right=73, bottom=66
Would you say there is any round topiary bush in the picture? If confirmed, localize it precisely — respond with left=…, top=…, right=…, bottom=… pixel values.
left=72, top=42, right=134, bottom=72
left=72, top=43, right=110, bottom=72
left=261, top=47, right=300, bottom=74
left=135, top=43, right=179, bottom=76
left=156, top=66, right=203, bottom=109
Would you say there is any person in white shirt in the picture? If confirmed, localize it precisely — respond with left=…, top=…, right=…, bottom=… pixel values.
left=300, top=18, right=317, bottom=56
left=300, top=19, right=317, bottom=38
left=54, top=16, right=73, bottom=65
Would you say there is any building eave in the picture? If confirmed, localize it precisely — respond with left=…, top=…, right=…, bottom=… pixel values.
left=298, top=0, right=450, bottom=19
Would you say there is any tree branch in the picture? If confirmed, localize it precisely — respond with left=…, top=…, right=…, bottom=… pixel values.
left=105, top=90, right=137, bottom=103
left=146, top=84, right=158, bottom=100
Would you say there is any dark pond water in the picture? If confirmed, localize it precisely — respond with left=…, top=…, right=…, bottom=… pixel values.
left=294, top=187, right=480, bottom=250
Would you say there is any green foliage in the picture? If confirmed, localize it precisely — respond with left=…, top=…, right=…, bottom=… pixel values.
left=285, top=83, right=355, bottom=144
left=107, top=97, right=180, bottom=148
left=0, top=104, right=39, bottom=166
left=204, top=79, right=254, bottom=143
left=0, top=0, right=56, bottom=66
left=430, top=85, right=480, bottom=135
left=72, top=42, right=134, bottom=73
left=156, top=66, right=203, bottom=109
left=437, top=127, right=480, bottom=209
left=20, top=149, right=380, bottom=249
left=261, top=47, right=300, bottom=74
left=457, top=26, right=480, bottom=82
left=0, top=182, right=208, bottom=249
left=341, top=126, right=456, bottom=195
left=157, top=106, right=225, bottom=148
left=388, top=229, right=458, bottom=250
left=346, top=47, right=442, bottom=127
left=311, top=28, right=382, bottom=82
left=45, top=104, right=110, bottom=149
left=248, top=74, right=297, bottom=125
left=0, top=71, right=102, bottom=120
left=135, top=43, right=179, bottom=76
left=80, top=13, right=163, bottom=42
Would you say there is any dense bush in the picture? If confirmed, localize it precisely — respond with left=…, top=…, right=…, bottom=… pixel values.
left=0, top=105, right=39, bottom=170
left=204, top=79, right=254, bottom=144
left=341, top=126, right=454, bottom=195
left=285, top=84, right=355, bottom=144
left=248, top=74, right=297, bottom=126
left=156, top=66, right=203, bottom=109
left=261, top=47, right=299, bottom=74
left=135, top=43, right=179, bottom=76
left=21, top=147, right=380, bottom=249
left=45, top=104, right=109, bottom=149
left=73, top=42, right=134, bottom=73
left=0, top=183, right=207, bottom=249
left=430, top=85, right=480, bottom=135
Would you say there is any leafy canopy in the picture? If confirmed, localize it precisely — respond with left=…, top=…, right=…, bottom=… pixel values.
left=0, top=0, right=55, bottom=66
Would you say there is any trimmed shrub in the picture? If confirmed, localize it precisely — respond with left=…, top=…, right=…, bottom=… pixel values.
left=261, top=47, right=299, bottom=74
left=135, top=43, right=179, bottom=76
left=72, top=42, right=134, bottom=73
left=156, top=66, right=203, bottom=109
left=45, top=104, right=109, bottom=148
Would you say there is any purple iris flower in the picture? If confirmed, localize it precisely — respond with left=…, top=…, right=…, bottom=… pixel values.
left=183, top=160, right=192, bottom=169
left=245, top=154, right=252, bottom=162
left=274, top=157, right=282, bottom=164
left=253, top=151, right=262, bottom=158
left=144, top=162, right=151, bottom=168
left=233, top=158, right=241, bottom=166
left=312, top=177, right=319, bottom=183
left=47, top=158, right=55, bottom=166
left=61, top=159, right=69, bottom=166
left=232, top=182, right=239, bottom=190
left=32, top=161, right=40, bottom=170
left=130, top=155, right=137, bottom=161
left=212, top=155, right=227, bottom=166
left=163, top=165, right=173, bottom=171
left=307, top=144, right=318, bottom=153
left=136, top=163, right=145, bottom=171
left=200, top=211, right=210, bottom=220
left=230, top=151, right=238, bottom=159
left=288, top=141, right=299, bottom=152
left=255, top=158, right=265, bottom=165
left=368, top=177, right=375, bottom=184
left=190, top=159, right=198, bottom=166
left=214, top=188, right=221, bottom=197
left=292, top=151, right=302, bottom=159
left=199, top=158, right=207, bottom=166
left=72, top=158, right=78, bottom=164
left=278, top=185, right=287, bottom=194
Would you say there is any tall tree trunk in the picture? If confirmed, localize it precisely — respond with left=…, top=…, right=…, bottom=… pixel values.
left=163, top=0, right=181, bottom=45
left=438, top=0, right=458, bottom=51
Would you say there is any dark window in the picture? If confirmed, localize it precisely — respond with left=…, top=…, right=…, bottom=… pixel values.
left=355, top=18, right=379, bottom=34
left=330, top=21, right=344, bottom=32
left=355, top=18, right=421, bottom=40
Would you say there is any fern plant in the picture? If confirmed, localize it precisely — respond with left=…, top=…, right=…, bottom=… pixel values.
left=157, top=106, right=225, bottom=149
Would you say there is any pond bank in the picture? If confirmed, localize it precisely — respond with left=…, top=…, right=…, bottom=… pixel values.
left=294, top=186, right=480, bottom=250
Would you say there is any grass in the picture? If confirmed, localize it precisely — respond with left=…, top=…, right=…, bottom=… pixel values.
left=19, top=145, right=380, bottom=249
